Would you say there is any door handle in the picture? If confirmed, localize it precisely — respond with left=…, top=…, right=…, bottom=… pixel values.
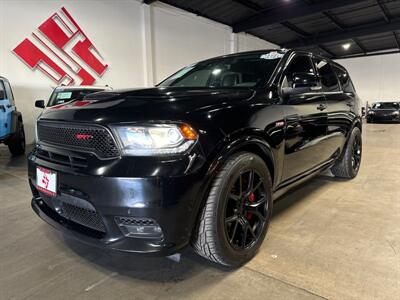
left=346, top=102, right=354, bottom=107
left=317, top=104, right=327, bottom=111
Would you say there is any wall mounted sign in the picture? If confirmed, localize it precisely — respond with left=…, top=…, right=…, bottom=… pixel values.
left=13, top=7, right=109, bottom=86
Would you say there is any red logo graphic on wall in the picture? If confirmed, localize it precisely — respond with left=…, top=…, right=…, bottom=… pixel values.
left=13, top=7, right=109, bottom=86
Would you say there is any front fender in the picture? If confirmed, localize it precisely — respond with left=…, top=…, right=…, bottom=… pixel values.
left=10, top=110, right=22, bottom=135
left=206, top=128, right=283, bottom=189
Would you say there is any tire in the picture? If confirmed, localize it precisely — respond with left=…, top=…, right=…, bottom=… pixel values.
left=331, top=127, right=362, bottom=179
left=8, top=121, right=26, bottom=156
left=192, top=152, right=273, bottom=267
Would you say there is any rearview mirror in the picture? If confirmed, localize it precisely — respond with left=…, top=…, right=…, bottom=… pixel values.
left=35, top=100, right=45, bottom=108
left=282, top=72, right=321, bottom=97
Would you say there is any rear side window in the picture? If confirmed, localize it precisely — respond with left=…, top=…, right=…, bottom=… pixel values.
left=3, top=81, right=15, bottom=106
left=333, top=65, right=356, bottom=93
left=314, top=59, right=340, bottom=92
left=0, top=81, right=5, bottom=100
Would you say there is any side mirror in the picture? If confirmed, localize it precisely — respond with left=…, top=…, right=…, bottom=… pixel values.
left=35, top=100, right=45, bottom=108
left=282, top=72, right=321, bottom=97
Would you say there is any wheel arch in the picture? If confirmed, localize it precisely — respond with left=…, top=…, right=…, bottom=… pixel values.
left=206, top=136, right=276, bottom=187
left=353, top=116, right=362, bottom=132
left=337, top=117, right=362, bottom=162
left=10, top=110, right=23, bottom=135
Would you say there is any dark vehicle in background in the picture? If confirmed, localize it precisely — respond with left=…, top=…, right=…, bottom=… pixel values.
left=366, top=102, right=400, bottom=123
left=0, top=76, right=25, bottom=155
left=35, top=85, right=112, bottom=108
left=29, top=50, right=362, bottom=267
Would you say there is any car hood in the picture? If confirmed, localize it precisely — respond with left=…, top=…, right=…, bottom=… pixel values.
left=39, top=87, right=255, bottom=124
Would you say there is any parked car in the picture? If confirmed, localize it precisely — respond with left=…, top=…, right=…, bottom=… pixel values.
left=0, top=76, right=25, bottom=156
left=35, top=85, right=112, bottom=108
left=366, top=102, right=400, bottom=123
left=28, top=50, right=362, bottom=267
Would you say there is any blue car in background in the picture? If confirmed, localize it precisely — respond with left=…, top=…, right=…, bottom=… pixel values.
left=0, top=76, right=25, bottom=156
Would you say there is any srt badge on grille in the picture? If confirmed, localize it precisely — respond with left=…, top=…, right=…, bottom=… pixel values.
left=75, top=134, right=93, bottom=140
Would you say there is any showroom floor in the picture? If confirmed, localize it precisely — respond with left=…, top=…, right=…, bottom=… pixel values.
left=1, top=123, right=399, bottom=300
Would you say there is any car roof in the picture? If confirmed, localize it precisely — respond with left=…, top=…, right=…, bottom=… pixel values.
left=190, top=49, right=349, bottom=72
left=196, top=49, right=288, bottom=63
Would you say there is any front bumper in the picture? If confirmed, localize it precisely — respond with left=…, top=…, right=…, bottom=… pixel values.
left=367, top=114, right=400, bottom=122
left=28, top=147, right=209, bottom=256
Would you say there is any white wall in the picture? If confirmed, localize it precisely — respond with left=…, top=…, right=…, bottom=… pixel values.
left=150, top=2, right=276, bottom=83
left=337, top=53, right=400, bottom=107
left=0, top=0, right=277, bottom=144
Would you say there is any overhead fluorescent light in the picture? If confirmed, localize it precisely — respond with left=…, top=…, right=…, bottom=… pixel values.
left=342, top=43, right=351, bottom=50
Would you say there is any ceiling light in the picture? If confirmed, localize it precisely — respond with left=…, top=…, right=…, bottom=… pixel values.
left=342, top=43, right=351, bottom=50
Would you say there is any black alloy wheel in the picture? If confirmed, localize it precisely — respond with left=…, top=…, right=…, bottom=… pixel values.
left=224, top=169, right=269, bottom=250
left=331, top=127, right=362, bottom=179
left=192, top=152, right=272, bottom=267
left=351, top=134, right=362, bottom=172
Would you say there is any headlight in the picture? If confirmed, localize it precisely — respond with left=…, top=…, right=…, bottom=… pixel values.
left=112, top=123, right=198, bottom=156
left=393, top=111, right=399, bottom=115
left=368, top=111, right=375, bottom=115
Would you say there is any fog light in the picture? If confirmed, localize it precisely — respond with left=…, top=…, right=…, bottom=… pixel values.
left=115, top=217, right=163, bottom=239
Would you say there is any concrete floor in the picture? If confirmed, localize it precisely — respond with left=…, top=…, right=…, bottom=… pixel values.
left=0, top=123, right=399, bottom=300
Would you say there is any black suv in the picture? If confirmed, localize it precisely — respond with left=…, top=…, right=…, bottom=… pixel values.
left=29, top=50, right=362, bottom=267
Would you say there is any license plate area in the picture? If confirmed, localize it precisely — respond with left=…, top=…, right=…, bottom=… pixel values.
left=36, top=167, right=57, bottom=196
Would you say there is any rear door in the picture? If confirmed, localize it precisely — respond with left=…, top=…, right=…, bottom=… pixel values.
left=281, top=54, right=329, bottom=181
left=315, top=59, right=355, bottom=157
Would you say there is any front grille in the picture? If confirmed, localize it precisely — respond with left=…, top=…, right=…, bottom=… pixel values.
left=36, top=148, right=88, bottom=169
left=37, top=121, right=119, bottom=158
left=61, top=202, right=106, bottom=233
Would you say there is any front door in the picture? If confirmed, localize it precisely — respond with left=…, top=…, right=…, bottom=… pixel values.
left=280, top=54, right=329, bottom=181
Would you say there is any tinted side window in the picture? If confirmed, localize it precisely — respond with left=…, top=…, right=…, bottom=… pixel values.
left=314, top=59, right=340, bottom=92
left=333, top=65, right=356, bottom=93
left=282, top=55, right=316, bottom=88
left=0, top=81, right=5, bottom=100
left=3, top=81, right=15, bottom=106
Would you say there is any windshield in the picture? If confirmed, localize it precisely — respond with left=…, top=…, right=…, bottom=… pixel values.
left=48, top=89, right=104, bottom=107
left=158, top=51, right=284, bottom=88
left=372, top=102, right=399, bottom=109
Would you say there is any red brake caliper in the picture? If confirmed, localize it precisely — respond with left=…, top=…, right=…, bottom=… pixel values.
left=246, top=192, right=255, bottom=220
